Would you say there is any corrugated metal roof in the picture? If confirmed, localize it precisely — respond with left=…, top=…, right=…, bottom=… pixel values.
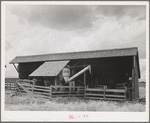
left=10, top=47, right=138, bottom=64
left=29, top=61, right=69, bottom=77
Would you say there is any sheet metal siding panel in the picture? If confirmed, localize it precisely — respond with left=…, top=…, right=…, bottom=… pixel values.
left=10, top=47, right=138, bottom=64
left=29, top=61, right=69, bottom=77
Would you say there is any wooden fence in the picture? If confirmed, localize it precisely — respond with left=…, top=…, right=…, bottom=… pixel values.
left=5, top=82, right=16, bottom=90
left=16, top=82, right=84, bottom=99
left=13, top=80, right=127, bottom=100
left=52, top=86, right=84, bottom=97
left=85, top=86, right=127, bottom=101
left=16, top=83, right=127, bottom=100
left=16, top=83, right=51, bottom=99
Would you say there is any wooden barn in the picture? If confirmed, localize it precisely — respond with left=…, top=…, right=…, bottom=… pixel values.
left=10, top=47, right=140, bottom=101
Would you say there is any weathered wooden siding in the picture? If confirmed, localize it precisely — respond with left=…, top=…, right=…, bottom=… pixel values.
left=134, top=56, right=139, bottom=100
left=132, top=56, right=140, bottom=100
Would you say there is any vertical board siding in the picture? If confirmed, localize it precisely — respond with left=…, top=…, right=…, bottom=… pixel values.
left=132, top=56, right=139, bottom=100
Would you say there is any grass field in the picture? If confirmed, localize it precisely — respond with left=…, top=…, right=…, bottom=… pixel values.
left=5, top=86, right=146, bottom=111
left=139, top=86, right=146, bottom=98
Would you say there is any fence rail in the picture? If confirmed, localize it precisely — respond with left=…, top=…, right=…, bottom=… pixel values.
left=15, top=81, right=84, bottom=99
left=5, top=82, right=16, bottom=90
left=12, top=80, right=128, bottom=101
left=51, top=86, right=84, bottom=98
left=85, top=86, right=127, bottom=101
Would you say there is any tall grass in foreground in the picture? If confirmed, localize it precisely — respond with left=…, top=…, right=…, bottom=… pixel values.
left=5, top=86, right=146, bottom=111
left=139, top=87, right=146, bottom=98
left=5, top=95, right=145, bottom=111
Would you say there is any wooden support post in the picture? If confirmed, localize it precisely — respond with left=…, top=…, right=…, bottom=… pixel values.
left=91, top=66, right=93, bottom=88
left=13, top=64, right=19, bottom=73
left=132, top=67, right=135, bottom=101
left=84, top=62, right=86, bottom=99
left=69, top=86, right=71, bottom=97
left=45, top=77, right=48, bottom=87
left=132, top=56, right=136, bottom=101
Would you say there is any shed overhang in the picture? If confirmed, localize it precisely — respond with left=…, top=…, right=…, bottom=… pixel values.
left=29, top=60, right=69, bottom=77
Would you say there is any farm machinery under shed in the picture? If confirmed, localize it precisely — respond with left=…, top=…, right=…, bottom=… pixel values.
left=10, top=47, right=140, bottom=101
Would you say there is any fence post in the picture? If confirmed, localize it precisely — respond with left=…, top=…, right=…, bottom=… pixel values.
left=69, top=86, right=71, bottom=97
left=32, top=84, right=34, bottom=94
left=10, top=82, right=11, bottom=90
left=124, top=87, right=127, bottom=100
left=84, top=84, right=86, bottom=98
left=104, top=86, right=106, bottom=99
left=5, top=83, right=7, bottom=89
left=77, top=87, right=79, bottom=95
left=50, top=85, right=52, bottom=99
left=16, top=82, right=18, bottom=94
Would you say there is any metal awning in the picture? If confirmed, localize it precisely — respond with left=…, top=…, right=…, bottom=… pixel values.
left=29, top=61, right=69, bottom=77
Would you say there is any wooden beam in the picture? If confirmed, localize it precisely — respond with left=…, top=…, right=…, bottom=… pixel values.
left=124, top=87, right=127, bottom=99
left=54, top=77, right=57, bottom=86
left=133, top=56, right=139, bottom=100
left=104, top=86, right=106, bottom=99
left=78, top=80, right=84, bottom=85
left=132, top=56, right=136, bottom=100
left=86, top=88, right=104, bottom=92
left=105, top=94, right=125, bottom=98
left=86, top=93, right=104, bottom=96
left=86, top=88, right=125, bottom=93
left=91, top=66, right=94, bottom=88
left=18, top=83, right=35, bottom=98
left=13, top=63, right=19, bottom=73
left=73, top=62, right=79, bottom=67
left=69, top=65, right=88, bottom=69
left=84, top=61, right=86, bottom=98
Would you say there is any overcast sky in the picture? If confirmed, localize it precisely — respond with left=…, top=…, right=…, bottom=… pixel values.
left=4, top=3, right=147, bottom=80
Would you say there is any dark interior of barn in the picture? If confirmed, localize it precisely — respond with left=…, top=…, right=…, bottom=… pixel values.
left=17, top=56, right=134, bottom=90
left=18, top=62, right=44, bottom=79
left=67, top=56, right=133, bottom=89
left=13, top=55, right=137, bottom=101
